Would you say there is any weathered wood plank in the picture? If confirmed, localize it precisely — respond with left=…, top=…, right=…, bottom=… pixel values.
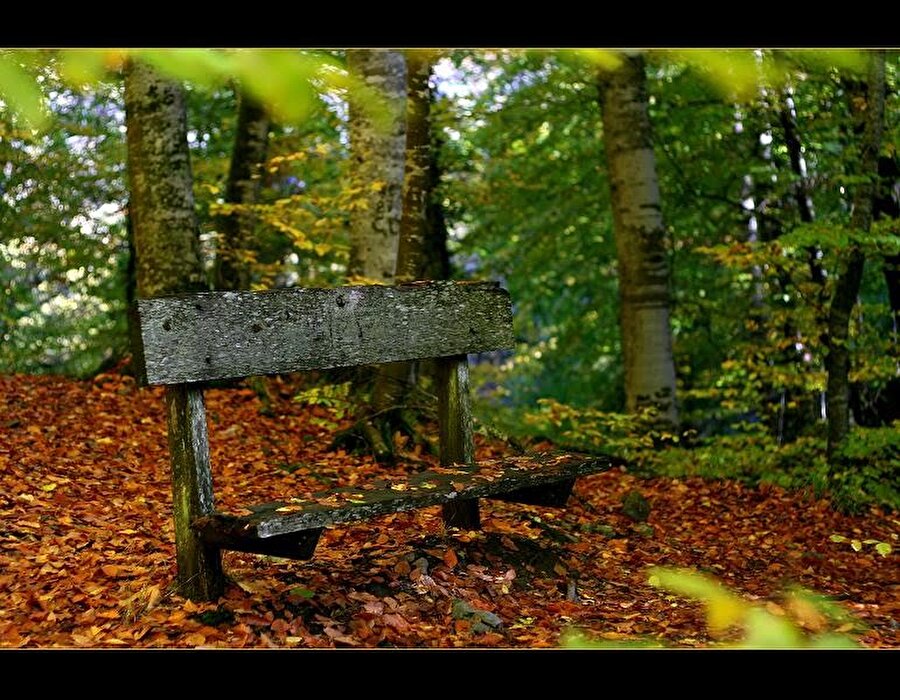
left=135, top=280, right=514, bottom=385
left=166, top=385, right=224, bottom=600
left=195, top=452, right=621, bottom=544
left=437, top=355, right=479, bottom=529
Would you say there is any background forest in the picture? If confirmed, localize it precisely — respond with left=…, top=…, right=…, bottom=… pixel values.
left=1, top=48, right=898, bottom=518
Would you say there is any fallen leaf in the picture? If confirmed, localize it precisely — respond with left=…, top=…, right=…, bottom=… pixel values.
left=443, top=549, right=459, bottom=569
left=184, top=633, right=206, bottom=647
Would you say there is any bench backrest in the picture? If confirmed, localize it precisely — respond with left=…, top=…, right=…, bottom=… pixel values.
left=134, top=280, right=514, bottom=386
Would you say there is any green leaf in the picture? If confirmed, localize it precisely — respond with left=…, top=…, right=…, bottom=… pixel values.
left=808, top=633, right=859, bottom=649
left=57, top=49, right=114, bottom=87
left=739, top=608, right=804, bottom=649
left=850, top=539, right=862, bottom=552
left=0, top=52, right=46, bottom=129
left=136, top=49, right=233, bottom=90
left=289, top=587, right=315, bottom=599
left=648, top=567, right=746, bottom=632
left=829, top=534, right=848, bottom=543
left=875, top=542, right=892, bottom=557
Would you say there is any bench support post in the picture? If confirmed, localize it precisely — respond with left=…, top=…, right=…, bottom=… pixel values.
left=166, top=385, right=224, bottom=601
left=437, top=355, right=480, bottom=529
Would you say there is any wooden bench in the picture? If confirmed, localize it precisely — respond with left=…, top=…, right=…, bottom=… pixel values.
left=134, top=280, right=619, bottom=600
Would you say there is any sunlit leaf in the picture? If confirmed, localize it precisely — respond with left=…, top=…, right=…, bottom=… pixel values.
left=136, top=49, right=233, bottom=90
left=808, top=633, right=860, bottom=649
left=0, top=52, right=46, bottom=129
left=739, top=608, right=804, bottom=649
left=778, top=49, right=868, bottom=76
left=648, top=567, right=746, bottom=632
left=568, top=49, right=624, bottom=71
left=56, top=50, right=114, bottom=87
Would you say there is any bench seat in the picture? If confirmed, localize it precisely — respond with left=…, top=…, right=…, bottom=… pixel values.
left=196, top=452, right=620, bottom=558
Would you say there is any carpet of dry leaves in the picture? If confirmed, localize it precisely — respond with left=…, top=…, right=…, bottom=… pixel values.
left=0, top=371, right=897, bottom=648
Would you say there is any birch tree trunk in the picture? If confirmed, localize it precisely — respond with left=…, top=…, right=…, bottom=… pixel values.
left=825, top=51, right=886, bottom=455
left=347, top=50, right=406, bottom=283
left=367, top=51, right=439, bottom=456
left=125, top=60, right=223, bottom=600
left=597, top=54, right=679, bottom=427
left=214, top=92, right=270, bottom=292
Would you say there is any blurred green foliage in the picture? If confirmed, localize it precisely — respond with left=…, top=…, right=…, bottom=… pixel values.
left=0, top=49, right=391, bottom=131
left=563, top=567, right=862, bottom=648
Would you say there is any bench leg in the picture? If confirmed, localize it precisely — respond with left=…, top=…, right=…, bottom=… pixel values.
left=437, top=356, right=480, bottom=530
left=166, top=385, right=224, bottom=601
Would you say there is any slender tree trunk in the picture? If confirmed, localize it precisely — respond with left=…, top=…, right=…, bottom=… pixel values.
left=395, top=50, right=435, bottom=283
left=124, top=60, right=223, bottom=600
left=825, top=51, right=886, bottom=456
left=775, top=89, right=827, bottom=437
left=423, top=124, right=452, bottom=282
left=213, top=91, right=272, bottom=412
left=214, top=92, right=270, bottom=292
left=876, top=154, right=900, bottom=331
left=346, top=50, right=406, bottom=283
left=597, top=54, right=679, bottom=427
left=779, top=90, right=825, bottom=284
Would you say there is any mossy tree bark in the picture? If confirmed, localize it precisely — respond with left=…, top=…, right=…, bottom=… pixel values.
left=597, top=54, right=679, bottom=428
left=343, top=50, right=407, bottom=460
left=125, top=62, right=206, bottom=299
left=346, top=49, right=406, bottom=283
left=124, top=60, right=223, bottom=601
left=826, top=51, right=886, bottom=456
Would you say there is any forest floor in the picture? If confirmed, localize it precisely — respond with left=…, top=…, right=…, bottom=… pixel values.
left=0, top=371, right=897, bottom=649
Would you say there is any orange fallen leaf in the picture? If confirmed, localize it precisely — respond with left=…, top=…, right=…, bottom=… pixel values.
left=443, top=548, right=459, bottom=569
left=395, top=560, right=411, bottom=576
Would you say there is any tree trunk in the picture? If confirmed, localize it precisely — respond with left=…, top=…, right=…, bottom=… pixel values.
left=372, top=51, right=434, bottom=419
left=774, top=89, right=826, bottom=439
left=214, top=91, right=270, bottom=292
left=124, top=62, right=206, bottom=298
left=395, top=50, right=435, bottom=284
left=124, top=60, right=223, bottom=601
left=358, top=51, right=441, bottom=462
left=423, top=124, right=452, bottom=282
left=346, top=50, right=406, bottom=283
left=213, top=91, right=272, bottom=411
left=876, top=154, right=900, bottom=332
left=779, top=91, right=825, bottom=283
left=825, top=51, right=886, bottom=456
left=341, top=50, right=408, bottom=461
left=597, top=54, right=679, bottom=427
